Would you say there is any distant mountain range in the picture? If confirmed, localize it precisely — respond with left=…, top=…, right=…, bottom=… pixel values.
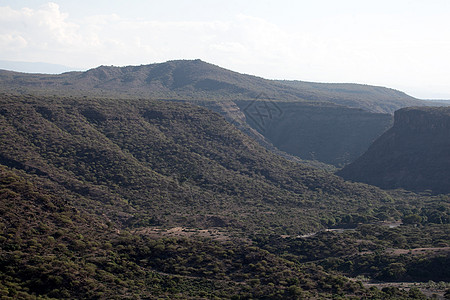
left=338, top=106, right=450, bottom=194
left=0, top=59, right=447, bottom=166
left=0, top=60, right=83, bottom=74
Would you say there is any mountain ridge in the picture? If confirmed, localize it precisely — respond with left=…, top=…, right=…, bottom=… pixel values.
left=0, top=59, right=433, bottom=113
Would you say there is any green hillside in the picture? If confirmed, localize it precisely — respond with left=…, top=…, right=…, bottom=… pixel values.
left=0, top=93, right=392, bottom=234
left=2, top=59, right=431, bottom=166
left=4, top=165, right=440, bottom=299
left=0, top=165, right=377, bottom=299
left=0, top=93, right=448, bottom=299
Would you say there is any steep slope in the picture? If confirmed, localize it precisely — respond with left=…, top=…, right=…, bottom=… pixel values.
left=338, top=106, right=450, bottom=194
left=235, top=100, right=392, bottom=166
left=0, top=93, right=393, bottom=234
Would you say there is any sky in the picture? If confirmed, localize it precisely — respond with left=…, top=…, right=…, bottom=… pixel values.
left=1, top=0, right=450, bottom=99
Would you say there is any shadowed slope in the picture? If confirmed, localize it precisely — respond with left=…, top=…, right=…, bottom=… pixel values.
left=338, top=107, right=450, bottom=194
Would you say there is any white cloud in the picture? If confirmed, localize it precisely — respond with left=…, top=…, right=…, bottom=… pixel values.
left=0, top=33, right=28, bottom=48
left=0, top=2, right=82, bottom=62
left=0, top=3, right=310, bottom=69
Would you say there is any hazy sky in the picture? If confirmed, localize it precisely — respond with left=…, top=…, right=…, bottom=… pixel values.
left=1, top=0, right=450, bottom=98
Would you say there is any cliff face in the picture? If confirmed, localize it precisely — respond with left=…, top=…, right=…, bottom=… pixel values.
left=337, top=107, right=450, bottom=194
left=236, top=101, right=393, bottom=166
left=394, top=107, right=450, bottom=132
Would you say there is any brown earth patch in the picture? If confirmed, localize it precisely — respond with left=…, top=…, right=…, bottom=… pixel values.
left=133, top=226, right=232, bottom=241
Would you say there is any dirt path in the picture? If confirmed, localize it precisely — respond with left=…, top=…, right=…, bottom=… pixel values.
left=385, top=246, right=450, bottom=256
left=133, top=226, right=233, bottom=241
